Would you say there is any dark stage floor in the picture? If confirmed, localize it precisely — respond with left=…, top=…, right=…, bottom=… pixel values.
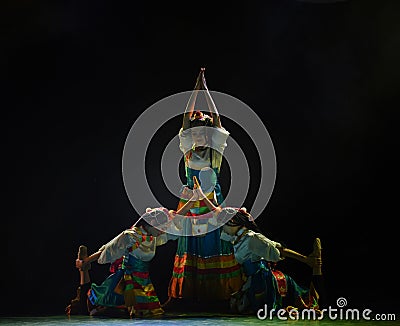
left=1, top=314, right=399, bottom=326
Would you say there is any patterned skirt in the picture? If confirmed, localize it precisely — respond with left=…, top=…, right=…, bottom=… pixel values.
left=88, top=255, right=164, bottom=317
left=237, top=260, right=317, bottom=314
left=168, top=169, right=243, bottom=301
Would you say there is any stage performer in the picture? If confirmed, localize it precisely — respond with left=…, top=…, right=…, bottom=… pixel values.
left=188, top=179, right=324, bottom=316
left=167, top=69, right=243, bottom=308
left=66, top=202, right=191, bottom=318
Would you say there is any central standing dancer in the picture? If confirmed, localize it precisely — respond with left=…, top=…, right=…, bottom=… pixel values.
left=167, top=68, right=243, bottom=308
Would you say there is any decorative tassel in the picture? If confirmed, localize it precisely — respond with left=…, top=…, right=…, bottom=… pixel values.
left=114, top=277, right=125, bottom=295
left=123, top=274, right=137, bottom=308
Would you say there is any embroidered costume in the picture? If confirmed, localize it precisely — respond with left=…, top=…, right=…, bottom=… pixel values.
left=221, top=228, right=317, bottom=314
left=88, top=210, right=178, bottom=317
left=168, top=126, right=243, bottom=301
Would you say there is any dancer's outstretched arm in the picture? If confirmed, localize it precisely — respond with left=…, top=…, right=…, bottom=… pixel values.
left=183, top=68, right=204, bottom=130
left=276, top=236, right=322, bottom=272
left=76, top=250, right=102, bottom=270
left=168, top=193, right=196, bottom=228
left=175, top=197, right=195, bottom=216
left=201, top=69, right=221, bottom=128
left=279, top=247, right=309, bottom=264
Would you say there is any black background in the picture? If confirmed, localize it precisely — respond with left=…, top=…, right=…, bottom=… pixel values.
left=2, top=0, right=400, bottom=317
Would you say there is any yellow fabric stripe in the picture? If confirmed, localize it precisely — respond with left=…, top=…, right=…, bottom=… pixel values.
left=183, top=259, right=239, bottom=269
left=174, top=255, right=239, bottom=269
left=133, top=285, right=155, bottom=294
left=174, top=254, right=237, bottom=267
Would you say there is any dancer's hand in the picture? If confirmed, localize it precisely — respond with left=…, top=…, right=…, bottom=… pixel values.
left=194, top=69, right=204, bottom=90
left=75, top=258, right=89, bottom=270
left=189, top=185, right=199, bottom=201
left=181, top=186, right=194, bottom=200
left=192, top=176, right=207, bottom=200
left=169, top=210, right=184, bottom=229
left=193, top=185, right=207, bottom=201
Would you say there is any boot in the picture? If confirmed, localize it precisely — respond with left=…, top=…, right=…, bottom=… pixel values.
left=312, top=238, right=322, bottom=275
